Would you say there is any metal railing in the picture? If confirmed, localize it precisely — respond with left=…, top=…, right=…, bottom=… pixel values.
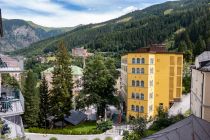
left=0, top=90, right=24, bottom=116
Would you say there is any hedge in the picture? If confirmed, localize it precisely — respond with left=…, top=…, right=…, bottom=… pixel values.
left=28, top=127, right=102, bottom=135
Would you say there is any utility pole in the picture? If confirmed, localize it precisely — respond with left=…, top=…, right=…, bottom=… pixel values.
left=0, top=9, right=3, bottom=96
left=0, top=9, right=3, bottom=37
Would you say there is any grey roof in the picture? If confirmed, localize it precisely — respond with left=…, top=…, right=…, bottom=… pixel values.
left=195, top=51, right=210, bottom=71
left=64, top=110, right=87, bottom=125
left=196, top=51, right=210, bottom=63
left=143, top=115, right=210, bottom=140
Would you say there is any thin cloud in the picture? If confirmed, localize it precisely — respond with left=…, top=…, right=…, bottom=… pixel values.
left=0, top=0, right=173, bottom=27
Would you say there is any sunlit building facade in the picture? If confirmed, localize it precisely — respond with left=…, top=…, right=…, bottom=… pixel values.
left=121, top=44, right=183, bottom=119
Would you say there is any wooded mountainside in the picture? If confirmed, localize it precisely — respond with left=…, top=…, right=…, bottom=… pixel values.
left=12, top=0, right=210, bottom=61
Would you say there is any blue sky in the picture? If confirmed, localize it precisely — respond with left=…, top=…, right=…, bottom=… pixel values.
left=0, top=0, right=174, bottom=27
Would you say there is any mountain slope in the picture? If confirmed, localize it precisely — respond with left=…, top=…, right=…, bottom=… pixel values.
left=0, top=19, right=75, bottom=52
left=12, top=0, right=210, bottom=57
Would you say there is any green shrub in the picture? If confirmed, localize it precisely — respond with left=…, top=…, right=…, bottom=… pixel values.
left=49, top=137, right=57, bottom=140
left=28, top=127, right=102, bottom=135
left=93, top=138, right=100, bottom=140
left=105, top=137, right=113, bottom=140
left=123, top=132, right=140, bottom=140
left=96, top=120, right=113, bottom=132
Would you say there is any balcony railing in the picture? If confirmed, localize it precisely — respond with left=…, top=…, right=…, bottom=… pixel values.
left=0, top=90, right=24, bottom=117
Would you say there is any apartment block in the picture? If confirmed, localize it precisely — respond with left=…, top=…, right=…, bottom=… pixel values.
left=121, top=44, right=183, bottom=119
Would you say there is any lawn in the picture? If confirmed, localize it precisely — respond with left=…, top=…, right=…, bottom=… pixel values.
left=28, top=121, right=103, bottom=135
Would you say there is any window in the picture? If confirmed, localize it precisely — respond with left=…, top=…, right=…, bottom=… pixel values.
left=132, top=80, right=135, bottom=86
left=141, top=58, right=145, bottom=64
left=137, top=58, right=141, bottom=64
left=150, top=58, right=154, bottom=64
left=150, top=80, right=154, bottom=87
left=132, top=68, right=135, bottom=74
left=131, top=105, right=135, bottom=111
left=140, top=94, right=144, bottom=100
left=149, top=92, right=153, bottom=99
left=140, top=106, right=144, bottom=113
left=136, top=106, right=139, bottom=112
left=132, top=93, right=135, bottom=98
left=136, top=93, right=140, bottom=99
left=141, top=81, right=144, bottom=87
left=141, top=68, right=144, bottom=74
left=136, top=80, right=140, bottom=86
left=150, top=68, right=154, bottom=74
left=137, top=68, right=140, bottom=74
left=132, top=58, right=136, bottom=64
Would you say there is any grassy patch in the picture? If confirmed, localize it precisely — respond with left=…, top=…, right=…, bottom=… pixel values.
left=175, top=28, right=186, bottom=34
left=116, top=17, right=132, bottom=23
left=164, top=9, right=173, bottom=15
left=28, top=122, right=103, bottom=135
left=144, top=130, right=157, bottom=137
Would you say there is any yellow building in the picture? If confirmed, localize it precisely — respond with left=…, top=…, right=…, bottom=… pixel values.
left=120, top=44, right=183, bottom=119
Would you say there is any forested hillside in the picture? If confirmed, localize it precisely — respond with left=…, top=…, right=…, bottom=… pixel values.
left=12, top=0, right=210, bottom=61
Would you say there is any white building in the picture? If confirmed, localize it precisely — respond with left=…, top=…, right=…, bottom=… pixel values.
left=191, top=51, right=210, bottom=122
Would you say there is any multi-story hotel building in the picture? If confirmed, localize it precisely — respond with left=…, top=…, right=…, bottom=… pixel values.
left=121, top=44, right=183, bottom=119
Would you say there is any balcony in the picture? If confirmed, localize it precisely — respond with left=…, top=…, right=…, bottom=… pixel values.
left=0, top=90, right=24, bottom=117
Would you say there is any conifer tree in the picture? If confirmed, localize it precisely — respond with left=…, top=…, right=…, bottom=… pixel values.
left=77, top=55, right=118, bottom=118
left=194, top=36, right=206, bottom=56
left=49, top=41, right=73, bottom=125
left=23, top=70, right=39, bottom=127
left=39, top=76, right=49, bottom=128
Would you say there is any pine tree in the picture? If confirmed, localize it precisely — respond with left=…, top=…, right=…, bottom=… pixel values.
left=178, top=41, right=187, bottom=52
left=194, top=36, right=206, bottom=56
left=77, top=55, right=118, bottom=118
left=49, top=41, right=73, bottom=126
left=23, top=70, right=39, bottom=127
left=39, top=76, right=49, bottom=128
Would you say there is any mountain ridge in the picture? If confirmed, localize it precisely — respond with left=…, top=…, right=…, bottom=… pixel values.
left=0, top=19, right=76, bottom=52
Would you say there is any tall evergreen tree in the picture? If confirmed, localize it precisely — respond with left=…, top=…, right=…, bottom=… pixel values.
left=49, top=41, right=73, bottom=125
left=77, top=55, right=118, bottom=118
left=23, top=70, right=39, bottom=127
left=39, top=76, right=49, bottom=128
left=194, top=36, right=206, bottom=56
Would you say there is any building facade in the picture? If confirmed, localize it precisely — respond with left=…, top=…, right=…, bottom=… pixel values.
left=121, top=45, right=183, bottom=119
left=42, top=65, right=83, bottom=95
left=191, top=51, right=210, bottom=122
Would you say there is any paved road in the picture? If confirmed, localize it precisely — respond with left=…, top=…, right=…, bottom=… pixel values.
left=25, top=133, right=122, bottom=140
left=168, top=94, right=190, bottom=116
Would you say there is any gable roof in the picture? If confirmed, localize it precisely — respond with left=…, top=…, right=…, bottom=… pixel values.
left=143, top=115, right=210, bottom=140
left=64, top=110, right=87, bottom=125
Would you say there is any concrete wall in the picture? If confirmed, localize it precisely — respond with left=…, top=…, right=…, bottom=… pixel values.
left=203, top=72, right=210, bottom=122
left=191, top=69, right=203, bottom=118
left=191, top=69, right=210, bottom=122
